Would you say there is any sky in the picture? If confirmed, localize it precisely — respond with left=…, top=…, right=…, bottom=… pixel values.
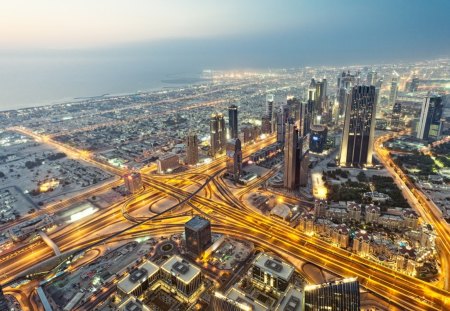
left=2, top=0, right=450, bottom=109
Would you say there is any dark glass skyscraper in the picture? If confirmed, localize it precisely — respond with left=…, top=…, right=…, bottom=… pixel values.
left=303, top=278, right=360, bottom=311
left=228, top=104, right=238, bottom=139
left=226, top=138, right=242, bottom=182
left=417, top=95, right=443, bottom=140
left=185, top=216, right=212, bottom=257
left=339, top=85, right=376, bottom=167
left=309, top=125, right=328, bottom=153
left=391, top=102, right=402, bottom=131
left=210, top=113, right=226, bottom=156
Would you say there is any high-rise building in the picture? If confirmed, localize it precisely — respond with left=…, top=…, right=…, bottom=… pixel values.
left=185, top=132, right=199, bottom=165
left=388, top=71, right=399, bottom=106
left=417, top=95, right=444, bottom=140
left=276, top=104, right=290, bottom=144
left=210, top=113, right=226, bottom=156
left=366, top=71, right=377, bottom=85
left=311, top=78, right=327, bottom=124
left=409, top=76, right=420, bottom=92
left=303, top=278, right=360, bottom=311
left=284, top=120, right=299, bottom=190
left=375, top=78, right=383, bottom=107
left=157, top=153, right=180, bottom=174
left=266, top=94, right=275, bottom=121
left=309, top=125, right=328, bottom=153
left=261, top=114, right=272, bottom=134
left=391, top=102, right=402, bottom=131
left=123, top=172, right=143, bottom=194
left=339, top=85, right=376, bottom=167
left=284, top=119, right=309, bottom=190
left=228, top=105, right=238, bottom=139
left=336, top=71, right=356, bottom=119
left=226, top=138, right=242, bottom=182
left=185, top=216, right=212, bottom=257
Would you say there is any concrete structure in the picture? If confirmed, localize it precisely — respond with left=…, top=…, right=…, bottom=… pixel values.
left=417, top=95, right=444, bottom=140
left=185, top=216, right=212, bottom=257
left=313, top=200, right=327, bottom=218
left=210, top=113, right=227, bottom=156
left=117, top=296, right=150, bottom=311
left=123, top=172, right=143, bottom=194
left=228, top=105, right=239, bottom=139
left=226, top=138, right=242, bottom=182
left=251, top=253, right=294, bottom=295
left=157, top=153, right=180, bottom=174
left=303, top=278, right=360, bottom=311
left=365, top=204, right=381, bottom=224
left=185, top=132, right=199, bottom=165
left=160, top=255, right=202, bottom=301
left=275, top=285, right=303, bottom=311
left=117, top=260, right=160, bottom=298
left=339, top=85, right=376, bottom=167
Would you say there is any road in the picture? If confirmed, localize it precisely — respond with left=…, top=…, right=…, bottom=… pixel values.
left=1, top=130, right=450, bottom=310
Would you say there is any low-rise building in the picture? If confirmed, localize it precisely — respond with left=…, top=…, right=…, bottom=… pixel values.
left=157, top=153, right=180, bottom=174
left=117, top=260, right=160, bottom=299
left=251, top=253, right=294, bottom=295
left=160, top=255, right=203, bottom=302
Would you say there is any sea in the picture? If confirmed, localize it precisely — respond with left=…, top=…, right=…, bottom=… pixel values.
left=0, top=52, right=208, bottom=112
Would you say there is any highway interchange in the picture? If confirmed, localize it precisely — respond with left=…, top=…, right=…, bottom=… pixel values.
left=1, top=129, right=450, bottom=311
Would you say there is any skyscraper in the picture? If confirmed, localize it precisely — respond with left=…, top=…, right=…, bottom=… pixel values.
left=312, top=78, right=327, bottom=124
left=276, top=104, right=290, bottom=144
left=226, top=138, right=242, bottom=182
left=366, top=70, right=377, bottom=85
left=339, top=85, right=376, bottom=167
left=228, top=104, right=238, bottom=139
left=210, top=113, right=226, bottom=156
left=261, top=114, right=272, bottom=134
left=284, top=119, right=299, bottom=190
left=185, top=131, right=199, bottom=165
left=417, top=95, right=444, bottom=140
left=284, top=119, right=309, bottom=190
left=391, top=102, right=402, bottom=131
left=336, top=71, right=356, bottom=119
left=409, top=76, right=420, bottom=92
left=309, top=125, right=328, bottom=153
left=388, top=71, right=399, bottom=106
left=303, top=278, right=360, bottom=311
left=266, top=94, right=275, bottom=121
left=185, top=216, right=212, bottom=257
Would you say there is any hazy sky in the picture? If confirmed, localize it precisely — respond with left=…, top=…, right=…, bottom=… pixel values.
left=2, top=0, right=450, bottom=109
left=2, top=0, right=450, bottom=53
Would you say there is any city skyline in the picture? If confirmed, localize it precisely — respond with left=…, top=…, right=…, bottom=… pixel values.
left=1, top=2, right=450, bottom=311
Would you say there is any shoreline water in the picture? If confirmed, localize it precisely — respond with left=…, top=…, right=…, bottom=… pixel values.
left=0, top=76, right=209, bottom=113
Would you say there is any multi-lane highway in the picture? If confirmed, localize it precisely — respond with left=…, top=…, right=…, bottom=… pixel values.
left=1, top=130, right=450, bottom=310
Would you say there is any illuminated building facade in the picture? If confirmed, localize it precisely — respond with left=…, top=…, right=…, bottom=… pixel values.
left=226, top=138, right=242, bottom=182
left=210, top=113, right=227, bottom=156
left=339, top=85, right=376, bottom=167
left=417, top=95, right=443, bottom=140
left=185, top=132, right=199, bottom=165
left=309, top=125, right=328, bottom=153
left=123, top=172, right=143, bottom=194
left=228, top=105, right=239, bottom=139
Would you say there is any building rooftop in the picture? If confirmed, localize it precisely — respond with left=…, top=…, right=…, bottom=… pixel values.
left=185, top=216, right=210, bottom=231
left=158, top=153, right=178, bottom=161
left=226, top=287, right=268, bottom=311
left=117, top=261, right=159, bottom=295
left=275, top=285, right=303, bottom=311
left=253, top=253, right=294, bottom=281
left=160, top=255, right=200, bottom=284
left=117, top=296, right=150, bottom=311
